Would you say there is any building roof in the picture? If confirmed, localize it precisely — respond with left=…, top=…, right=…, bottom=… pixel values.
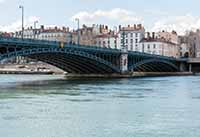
left=119, top=24, right=145, bottom=32
left=41, top=28, right=68, bottom=33
left=95, top=34, right=118, bottom=39
left=141, top=38, right=177, bottom=45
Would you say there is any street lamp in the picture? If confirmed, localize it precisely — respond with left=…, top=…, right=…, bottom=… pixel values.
left=75, top=18, right=80, bottom=45
left=19, top=5, right=24, bottom=39
left=34, top=20, right=38, bottom=39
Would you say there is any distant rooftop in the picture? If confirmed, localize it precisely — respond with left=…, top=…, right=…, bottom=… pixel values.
left=119, top=24, right=144, bottom=31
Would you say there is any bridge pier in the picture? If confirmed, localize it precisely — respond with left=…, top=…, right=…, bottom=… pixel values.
left=179, top=62, right=188, bottom=72
left=189, top=64, right=192, bottom=72
left=120, top=52, right=128, bottom=74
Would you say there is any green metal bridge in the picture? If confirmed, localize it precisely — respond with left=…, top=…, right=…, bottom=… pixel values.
left=0, top=37, right=182, bottom=74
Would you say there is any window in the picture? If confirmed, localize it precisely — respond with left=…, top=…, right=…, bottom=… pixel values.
left=103, top=41, right=106, bottom=46
left=135, top=39, right=138, bottom=43
left=153, top=44, right=156, bottom=49
left=130, top=39, right=133, bottom=43
left=135, top=33, right=138, bottom=37
left=148, top=44, right=150, bottom=49
left=126, top=39, right=128, bottom=44
left=135, top=44, right=138, bottom=51
left=131, top=44, right=133, bottom=51
left=131, top=33, right=133, bottom=37
left=142, top=44, right=145, bottom=52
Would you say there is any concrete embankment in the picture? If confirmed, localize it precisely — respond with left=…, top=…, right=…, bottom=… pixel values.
left=66, top=72, right=194, bottom=78
left=0, top=69, right=54, bottom=75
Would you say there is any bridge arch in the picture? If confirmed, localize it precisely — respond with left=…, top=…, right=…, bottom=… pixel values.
left=0, top=48, right=120, bottom=74
left=129, top=58, right=179, bottom=72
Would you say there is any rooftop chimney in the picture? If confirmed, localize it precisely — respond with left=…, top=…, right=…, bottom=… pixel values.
left=105, top=26, right=108, bottom=30
left=152, top=32, right=155, bottom=39
left=134, top=24, right=136, bottom=29
left=147, top=32, right=150, bottom=39
left=41, top=25, right=44, bottom=30
left=137, top=24, right=142, bottom=29
left=66, top=27, right=69, bottom=32
left=119, top=25, right=121, bottom=31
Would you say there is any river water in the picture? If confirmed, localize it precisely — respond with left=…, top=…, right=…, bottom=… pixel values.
left=0, top=75, right=200, bottom=137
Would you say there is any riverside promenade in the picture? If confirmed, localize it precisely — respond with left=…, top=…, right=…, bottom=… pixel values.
left=0, top=64, right=64, bottom=74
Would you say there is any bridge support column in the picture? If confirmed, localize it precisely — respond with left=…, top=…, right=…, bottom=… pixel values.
left=120, top=52, right=128, bottom=73
left=189, top=63, right=192, bottom=72
left=179, top=62, right=187, bottom=72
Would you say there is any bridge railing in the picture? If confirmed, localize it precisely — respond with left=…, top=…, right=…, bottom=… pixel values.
left=0, top=36, right=60, bottom=46
left=0, top=36, right=122, bottom=54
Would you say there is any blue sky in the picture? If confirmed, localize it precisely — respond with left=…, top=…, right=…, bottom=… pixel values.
left=0, top=0, right=200, bottom=34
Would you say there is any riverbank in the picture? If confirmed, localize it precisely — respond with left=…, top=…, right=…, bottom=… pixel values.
left=0, top=69, right=54, bottom=75
left=0, top=64, right=64, bottom=75
left=66, top=72, right=194, bottom=78
left=0, top=64, right=194, bottom=77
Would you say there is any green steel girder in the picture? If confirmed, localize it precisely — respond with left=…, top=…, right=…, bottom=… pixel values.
left=129, top=58, right=179, bottom=72
left=28, top=54, right=76, bottom=73
left=136, top=63, right=155, bottom=72
left=39, top=54, right=84, bottom=73
left=29, top=53, right=100, bottom=74
left=0, top=36, right=182, bottom=73
left=59, top=54, right=112, bottom=74
left=64, top=55, right=111, bottom=74
left=0, top=48, right=120, bottom=73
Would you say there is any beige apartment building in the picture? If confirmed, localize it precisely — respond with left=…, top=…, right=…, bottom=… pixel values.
left=157, top=30, right=179, bottom=45
left=72, top=24, right=113, bottom=46
left=140, top=32, right=180, bottom=58
left=186, top=30, right=200, bottom=58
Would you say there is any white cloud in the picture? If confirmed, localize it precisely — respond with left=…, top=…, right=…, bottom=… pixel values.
left=0, top=16, right=40, bottom=32
left=71, top=8, right=143, bottom=25
left=144, top=9, right=169, bottom=16
left=0, top=0, right=5, bottom=3
left=151, top=14, right=200, bottom=35
left=72, top=9, right=200, bottom=35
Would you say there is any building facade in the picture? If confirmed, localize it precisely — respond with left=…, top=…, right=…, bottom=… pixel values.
left=140, top=33, right=180, bottom=58
left=118, top=24, right=145, bottom=51
left=186, top=30, right=200, bottom=58
left=71, top=24, right=112, bottom=46
left=14, top=26, right=72, bottom=43
left=38, top=27, right=72, bottom=43
left=94, top=33, right=118, bottom=49
left=157, top=30, right=179, bottom=45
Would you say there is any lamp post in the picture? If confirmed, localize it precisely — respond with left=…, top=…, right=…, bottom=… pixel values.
left=19, top=5, right=24, bottom=39
left=34, top=20, right=38, bottom=39
left=75, top=18, right=80, bottom=45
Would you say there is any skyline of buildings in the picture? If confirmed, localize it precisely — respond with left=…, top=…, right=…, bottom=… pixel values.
left=1, top=21, right=200, bottom=60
